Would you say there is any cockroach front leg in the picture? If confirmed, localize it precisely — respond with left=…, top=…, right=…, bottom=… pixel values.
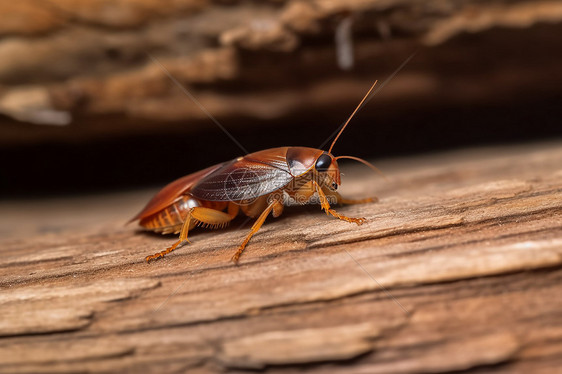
left=146, top=206, right=238, bottom=262
left=313, top=182, right=366, bottom=225
left=335, top=192, right=378, bottom=205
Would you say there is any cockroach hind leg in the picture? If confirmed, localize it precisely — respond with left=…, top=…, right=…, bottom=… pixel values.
left=231, top=246, right=245, bottom=264
left=145, top=239, right=187, bottom=262
left=146, top=210, right=194, bottom=262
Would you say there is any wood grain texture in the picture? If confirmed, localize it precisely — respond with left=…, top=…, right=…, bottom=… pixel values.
left=1, top=141, right=561, bottom=373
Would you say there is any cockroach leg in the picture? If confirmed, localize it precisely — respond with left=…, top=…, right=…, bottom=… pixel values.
left=145, top=208, right=193, bottom=262
left=178, top=208, right=194, bottom=242
left=231, top=199, right=283, bottom=263
left=340, top=197, right=377, bottom=205
left=146, top=207, right=236, bottom=262
left=314, top=181, right=367, bottom=225
left=338, top=195, right=378, bottom=205
left=145, top=239, right=185, bottom=262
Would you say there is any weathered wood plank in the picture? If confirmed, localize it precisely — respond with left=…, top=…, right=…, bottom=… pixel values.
left=0, top=141, right=561, bottom=373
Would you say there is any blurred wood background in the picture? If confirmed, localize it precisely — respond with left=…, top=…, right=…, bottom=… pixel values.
left=1, top=0, right=561, bottom=197
left=1, top=0, right=561, bottom=144
left=1, top=142, right=561, bottom=373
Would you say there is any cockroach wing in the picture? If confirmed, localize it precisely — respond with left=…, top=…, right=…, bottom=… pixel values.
left=190, top=147, right=300, bottom=202
left=130, top=163, right=224, bottom=222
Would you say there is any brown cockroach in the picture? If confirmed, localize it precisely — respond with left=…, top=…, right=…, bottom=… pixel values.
left=132, top=82, right=382, bottom=263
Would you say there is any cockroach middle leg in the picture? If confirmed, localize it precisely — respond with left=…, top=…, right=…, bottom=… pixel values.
left=231, top=199, right=283, bottom=263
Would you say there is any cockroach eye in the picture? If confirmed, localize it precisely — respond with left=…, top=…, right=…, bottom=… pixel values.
left=315, top=154, right=332, bottom=172
left=332, top=182, right=338, bottom=190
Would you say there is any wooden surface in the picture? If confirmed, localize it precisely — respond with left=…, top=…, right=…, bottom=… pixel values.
left=1, top=141, right=562, bottom=373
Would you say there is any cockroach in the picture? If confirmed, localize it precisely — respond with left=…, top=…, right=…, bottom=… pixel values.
left=132, top=82, right=382, bottom=263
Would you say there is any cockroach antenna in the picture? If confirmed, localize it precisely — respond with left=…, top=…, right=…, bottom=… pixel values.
left=146, top=52, right=248, bottom=154
left=323, top=51, right=418, bottom=152
left=328, top=81, right=378, bottom=154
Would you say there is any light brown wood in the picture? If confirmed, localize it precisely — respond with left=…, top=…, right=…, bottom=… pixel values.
left=1, top=141, right=561, bottom=373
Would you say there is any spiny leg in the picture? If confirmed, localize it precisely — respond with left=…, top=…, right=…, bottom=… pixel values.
left=145, top=209, right=192, bottom=262
left=146, top=207, right=236, bottom=262
left=313, top=181, right=366, bottom=225
left=231, top=199, right=283, bottom=263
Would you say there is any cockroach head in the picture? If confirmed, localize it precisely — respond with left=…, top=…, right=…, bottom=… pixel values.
left=314, top=152, right=341, bottom=189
